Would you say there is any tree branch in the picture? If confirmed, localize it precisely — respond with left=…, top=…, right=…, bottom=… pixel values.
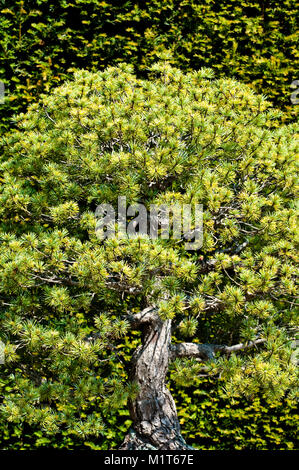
left=127, top=306, right=159, bottom=327
left=170, top=338, right=266, bottom=361
left=170, top=342, right=215, bottom=361
left=215, top=338, right=266, bottom=354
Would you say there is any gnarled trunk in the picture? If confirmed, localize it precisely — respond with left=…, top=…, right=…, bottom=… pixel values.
left=120, top=317, right=191, bottom=450
left=119, top=306, right=266, bottom=449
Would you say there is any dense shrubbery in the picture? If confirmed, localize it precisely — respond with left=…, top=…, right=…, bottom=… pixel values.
left=1, top=382, right=298, bottom=450
left=0, top=0, right=298, bottom=134
left=175, top=380, right=298, bottom=450
left=1, top=331, right=298, bottom=450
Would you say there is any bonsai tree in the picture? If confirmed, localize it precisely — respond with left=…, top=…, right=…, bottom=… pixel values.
left=0, top=63, right=297, bottom=450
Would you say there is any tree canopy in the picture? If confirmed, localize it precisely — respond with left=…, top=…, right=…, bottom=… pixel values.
left=0, top=63, right=298, bottom=447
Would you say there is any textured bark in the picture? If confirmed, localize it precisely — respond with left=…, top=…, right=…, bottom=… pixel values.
left=120, top=317, right=191, bottom=450
left=119, top=307, right=265, bottom=449
left=169, top=338, right=266, bottom=360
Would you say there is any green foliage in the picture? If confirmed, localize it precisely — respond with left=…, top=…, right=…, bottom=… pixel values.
left=0, top=328, right=141, bottom=450
left=173, top=378, right=299, bottom=450
left=0, top=0, right=298, bottom=134
left=0, top=333, right=297, bottom=450
left=0, top=63, right=298, bottom=447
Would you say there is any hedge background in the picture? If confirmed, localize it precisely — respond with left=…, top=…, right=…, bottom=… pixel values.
left=0, top=0, right=298, bottom=135
left=0, top=0, right=298, bottom=450
left=0, top=332, right=298, bottom=450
